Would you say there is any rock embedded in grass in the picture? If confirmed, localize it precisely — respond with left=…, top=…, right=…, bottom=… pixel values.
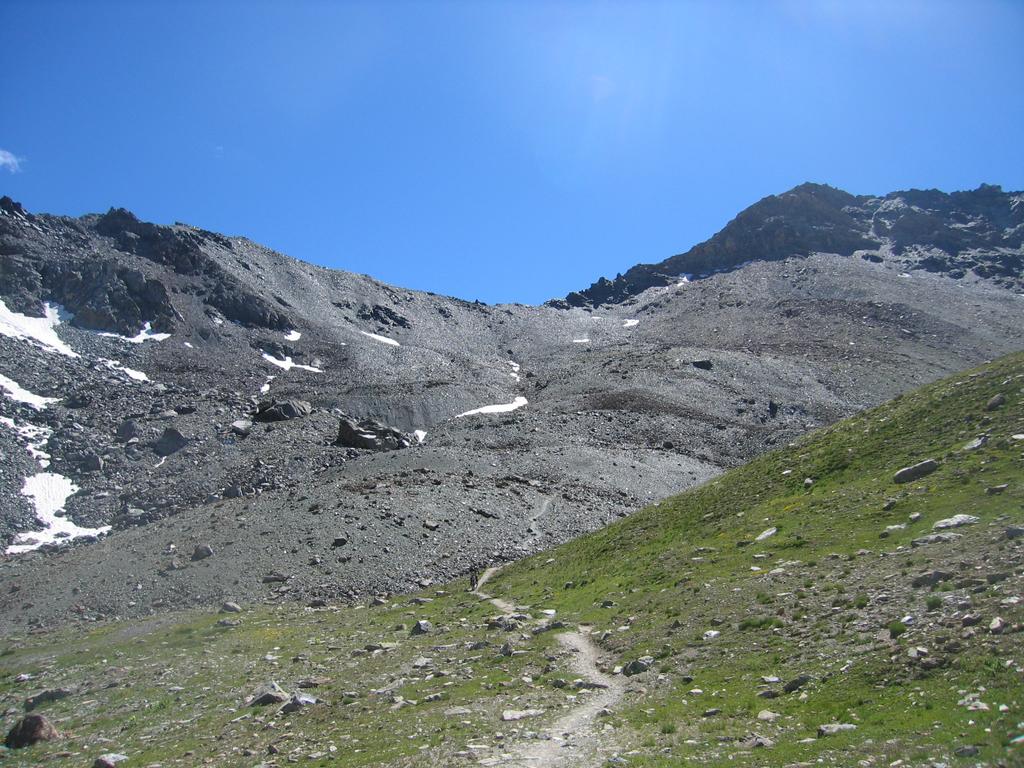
left=93, top=754, right=129, bottom=768
left=933, top=514, right=979, bottom=530
left=4, top=713, right=59, bottom=748
left=818, top=723, right=857, bottom=737
left=248, top=681, right=290, bottom=706
left=893, top=458, right=939, bottom=484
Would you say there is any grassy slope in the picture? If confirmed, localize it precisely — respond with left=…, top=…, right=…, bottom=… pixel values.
left=1, top=352, right=1022, bottom=766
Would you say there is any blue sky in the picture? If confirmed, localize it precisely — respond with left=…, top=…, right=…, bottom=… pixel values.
left=2, top=1, right=1022, bottom=305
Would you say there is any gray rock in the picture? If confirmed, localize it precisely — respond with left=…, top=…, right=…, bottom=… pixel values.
left=912, top=570, right=953, bottom=588
left=230, top=419, right=252, bottom=436
left=115, top=419, right=139, bottom=442
left=502, top=708, right=544, bottom=721
left=893, top=459, right=939, bottom=484
left=1006, top=525, right=1024, bottom=540
left=281, top=693, right=319, bottom=713
left=335, top=416, right=412, bottom=451
left=911, top=533, right=962, bottom=547
left=817, top=723, right=857, bottom=737
left=191, top=544, right=214, bottom=561
left=783, top=674, right=813, bottom=693
left=93, top=755, right=129, bottom=768
left=963, top=435, right=988, bottom=451
left=623, top=656, right=655, bottom=676
left=255, top=399, right=312, bottom=422
left=410, top=619, right=432, bottom=635
left=985, top=393, right=1005, bottom=411
left=153, top=427, right=188, bottom=456
left=248, top=681, right=290, bottom=706
left=220, top=602, right=242, bottom=613
left=933, top=514, right=978, bottom=530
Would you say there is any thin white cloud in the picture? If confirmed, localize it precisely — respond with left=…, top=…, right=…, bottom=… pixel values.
left=0, top=149, right=22, bottom=173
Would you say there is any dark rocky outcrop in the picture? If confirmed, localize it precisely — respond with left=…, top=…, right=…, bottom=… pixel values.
left=255, top=399, right=312, bottom=422
left=563, top=183, right=1024, bottom=305
left=5, top=713, right=59, bottom=748
left=335, top=416, right=412, bottom=451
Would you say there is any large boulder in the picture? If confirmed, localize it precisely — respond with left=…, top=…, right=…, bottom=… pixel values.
left=336, top=416, right=412, bottom=451
left=255, top=399, right=312, bottom=422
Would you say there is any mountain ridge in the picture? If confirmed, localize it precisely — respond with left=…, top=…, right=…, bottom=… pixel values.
left=0, top=184, right=1021, bottom=629
left=560, top=182, right=1024, bottom=306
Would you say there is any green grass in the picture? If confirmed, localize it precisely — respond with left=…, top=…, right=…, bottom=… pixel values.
left=2, top=352, right=1023, bottom=766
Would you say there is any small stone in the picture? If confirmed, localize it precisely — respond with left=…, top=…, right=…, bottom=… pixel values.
left=1006, top=525, right=1024, bottom=540
left=783, top=674, right=813, bottom=693
left=911, top=533, right=961, bottom=547
left=248, top=682, right=289, bottom=706
left=93, top=755, right=129, bottom=768
left=757, top=710, right=780, bottom=722
left=502, top=709, right=543, bottom=721
left=817, top=723, right=857, bottom=737
left=985, top=393, right=1005, bottom=411
left=912, top=570, right=952, bottom=588
left=153, top=427, right=188, bottom=457
left=410, top=620, right=432, bottom=635
left=623, top=656, right=654, bottom=676
left=933, top=514, right=979, bottom=530
left=220, top=602, right=242, bottom=613
left=986, top=484, right=1009, bottom=495
left=282, top=693, right=319, bottom=713
left=893, top=459, right=939, bottom=484
left=989, top=617, right=1006, bottom=634
left=963, top=435, right=988, bottom=451
left=954, top=745, right=980, bottom=757
left=191, top=544, right=214, bottom=561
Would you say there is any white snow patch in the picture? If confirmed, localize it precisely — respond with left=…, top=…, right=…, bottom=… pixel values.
left=677, top=273, right=693, bottom=284
left=100, top=358, right=150, bottom=382
left=261, top=353, right=323, bottom=373
left=360, top=330, right=400, bottom=347
left=183, top=342, right=194, bottom=349
left=98, top=322, right=170, bottom=343
left=0, top=416, right=53, bottom=468
left=622, top=319, right=639, bottom=328
left=508, top=361, right=521, bottom=381
left=284, top=330, right=302, bottom=341
left=260, top=375, right=276, bottom=394
left=6, top=472, right=110, bottom=554
left=572, top=338, right=590, bottom=344
left=0, top=373, right=59, bottom=410
left=153, top=456, right=167, bottom=469
left=456, top=396, right=529, bottom=418
left=413, top=429, right=427, bottom=443
left=0, top=299, right=78, bottom=357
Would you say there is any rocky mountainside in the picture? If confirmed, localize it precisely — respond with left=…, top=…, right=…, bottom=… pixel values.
left=0, top=184, right=1021, bottom=629
left=1, top=353, right=1020, bottom=767
left=562, top=183, right=1024, bottom=306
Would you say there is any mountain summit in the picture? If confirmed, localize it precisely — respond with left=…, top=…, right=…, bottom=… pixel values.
left=561, top=183, right=1024, bottom=306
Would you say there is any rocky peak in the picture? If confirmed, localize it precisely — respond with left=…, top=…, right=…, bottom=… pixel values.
left=561, top=182, right=1023, bottom=306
